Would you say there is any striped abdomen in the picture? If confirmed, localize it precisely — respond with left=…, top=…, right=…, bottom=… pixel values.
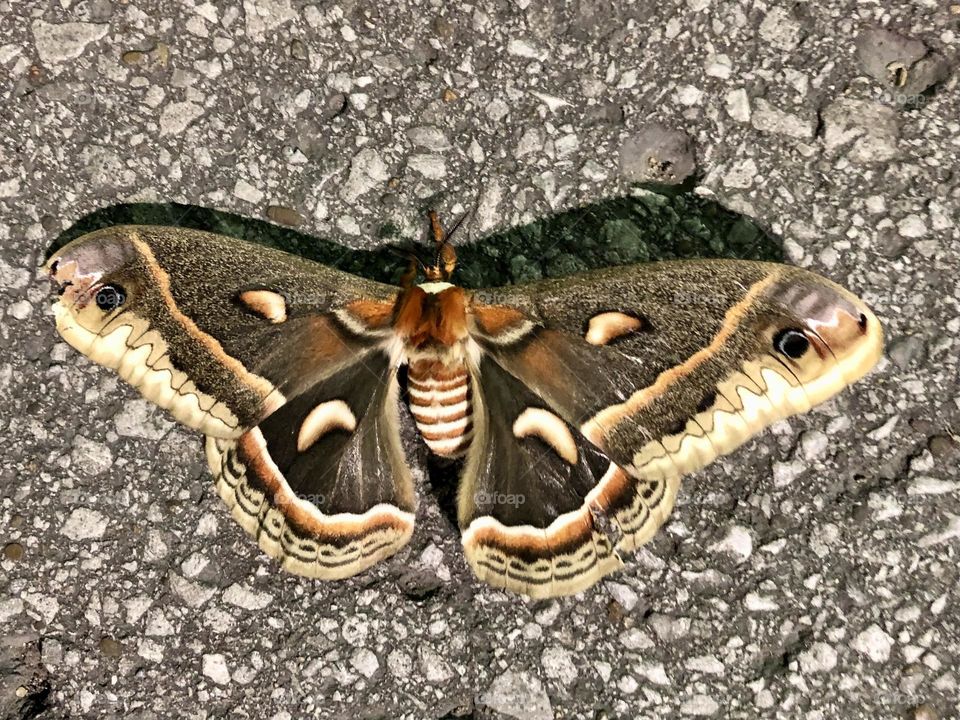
left=407, top=359, right=472, bottom=457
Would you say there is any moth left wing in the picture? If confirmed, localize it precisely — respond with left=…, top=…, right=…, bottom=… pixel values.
left=461, top=260, right=883, bottom=596
left=46, top=226, right=415, bottom=578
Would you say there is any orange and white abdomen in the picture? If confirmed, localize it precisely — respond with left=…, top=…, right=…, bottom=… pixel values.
left=407, top=358, right=472, bottom=457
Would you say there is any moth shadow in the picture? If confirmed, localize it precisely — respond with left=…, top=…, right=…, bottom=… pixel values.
left=47, top=184, right=783, bottom=290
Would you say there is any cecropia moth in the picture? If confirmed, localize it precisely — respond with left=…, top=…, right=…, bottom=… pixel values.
left=45, top=217, right=883, bottom=598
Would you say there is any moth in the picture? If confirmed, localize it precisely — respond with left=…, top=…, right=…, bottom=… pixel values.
left=45, top=217, right=883, bottom=599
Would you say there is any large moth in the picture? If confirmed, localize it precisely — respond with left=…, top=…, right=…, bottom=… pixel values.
left=45, top=219, right=883, bottom=599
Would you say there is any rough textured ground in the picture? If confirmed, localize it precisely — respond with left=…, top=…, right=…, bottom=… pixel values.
left=2, top=1, right=959, bottom=719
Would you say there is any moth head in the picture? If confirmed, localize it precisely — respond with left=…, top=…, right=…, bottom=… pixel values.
left=422, top=209, right=465, bottom=282
left=760, top=269, right=884, bottom=406
left=45, top=228, right=147, bottom=345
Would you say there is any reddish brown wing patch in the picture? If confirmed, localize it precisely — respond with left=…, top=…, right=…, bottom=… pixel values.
left=345, top=299, right=395, bottom=330
left=470, top=304, right=529, bottom=337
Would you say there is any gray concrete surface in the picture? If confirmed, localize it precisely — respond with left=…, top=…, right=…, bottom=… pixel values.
left=1, top=1, right=959, bottom=718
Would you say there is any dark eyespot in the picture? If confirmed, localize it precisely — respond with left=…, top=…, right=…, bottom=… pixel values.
left=696, top=390, right=718, bottom=414
left=665, top=417, right=687, bottom=436
left=858, top=313, right=868, bottom=332
left=774, top=328, right=809, bottom=359
left=95, top=285, right=126, bottom=312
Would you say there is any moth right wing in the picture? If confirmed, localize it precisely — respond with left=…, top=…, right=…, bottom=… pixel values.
left=205, top=351, right=416, bottom=579
left=46, top=224, right=399, bottom=438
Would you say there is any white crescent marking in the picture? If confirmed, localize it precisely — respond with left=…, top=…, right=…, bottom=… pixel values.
left=297, top=400, right=357, bottom=452
left=513, top=408, right=578, bottom=465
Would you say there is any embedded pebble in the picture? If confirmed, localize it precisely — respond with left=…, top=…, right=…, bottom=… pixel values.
left=851, top=624, right=895, bottom=662
left=908, top=477, right=959, bottom=496
left=202, top=653, right=231, bottom=685
left=406, top=126, right=451, bottom=150
left=725, top=88, right=751, bottom=122
left=773, top=459, right=805, bottom=487
left=744, top=593, right=779, bottom=612
left=681, top=694, right=720, bottom=716
left=708, top=525, right=753, bottom=563
left=0, top=599, right=24, bottom=623
left=138, top=639, right=164, bottom=663
left=70, top=436, right=114, bottom=475
left=159, top=101, right=205, bottom=137
left=233, top=179, right=265, bottom=204
left=758, top=8, right=803, bottom=50
left=648, top=614, right=691, bottom=642
left=821, top=98, right=899, bottom=163
left=798, top=643, right=838, bottom=674
left=351, top=648, right=380, bottom=679
left=114, top=400, right=173, bottom=440
left=620, top=628, right=655, bottom=650
left=222, top=584, right=273, bottom=610
left=800, top=430, right=829, bottom=460
left=8, top=299, right=32, bottom=320
left=606, top=581, right=639, bottom=611
left=898, top=214, right=927, bottom=238
left=341, top=148, right=390, bottom=201
left=387, top=649, right=412, bottom=678
left=541, top=647, right=577, bottom=685
left=407, top=154, right=446, bottom=180
left=61, top=508, right=109, bottom=541
left=888, top=336, right=927, bottom=370
left=751, top=99, right=814, bottom=139
left=24, top=593, right=60, bottom=624
left=32, top=21, right=109, bottom=64
left=418, top=645, right=453, bottom=683
left=638, top=662, right=671, bottom=685
left=145, top=609, right=175, bottom=636
left=242, top=0, right=296, bottom=39
left=481, top=670, right=553, bottom=720
left=685, top=655, right=724, bottom=675
left=724, top=158, right=758, bottom=189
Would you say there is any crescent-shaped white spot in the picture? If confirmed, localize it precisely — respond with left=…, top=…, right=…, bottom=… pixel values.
left=239, top=290, right=287, bottom=323
left=584, top=312, right=644, bottom=345
left=513, top=408, right=578, bottom=465
left=298, top=400, right=357, bottom=452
